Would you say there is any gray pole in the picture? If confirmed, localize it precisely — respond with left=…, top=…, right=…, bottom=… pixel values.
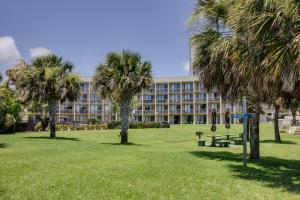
left=242, top=96, right=247, bottom=167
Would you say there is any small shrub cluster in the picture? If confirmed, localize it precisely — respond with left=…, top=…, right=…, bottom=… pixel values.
left=107, top=121, right=170, bottom=129
left=33, top=123, right=108, bottom=131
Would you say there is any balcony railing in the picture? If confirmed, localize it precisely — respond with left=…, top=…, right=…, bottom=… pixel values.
left=195, top=97, right=206, bottom=102
left=91, top=110, right=102, bottom=114
left=170, top=109, right=181, bottom=114
left=169, top=99, right=180, bottom=103
left=60, top=109, right=73, bottom=113
left=144, top=110, right=155, bottom=114
left=208, top=97, right=220, bottom=101
left=156, top=89, right=168, bottom=93
left=196, top=109, right=206, bottom=113
left=156, top=100, right=168, bottom=103
left=183, top=99, right=193, bottom=103
left=133, top=110, right=143, bottom=114
left=182, top=88, right=193, bottom=92
left=90, top=100, right=101, bottom=104
left=157, top=110, right=168, bottom=114
left=75, top=109, right=88, bottom=114
left=183, top=109, right=193, bottom=113
left=144, top=100, right=154, bottom=104
left=169, top=88, right=180, bottom=92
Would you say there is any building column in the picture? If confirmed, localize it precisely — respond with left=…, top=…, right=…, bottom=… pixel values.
left=180, top=82, right=183, bottom=124
left=154, top=83, right=157, bottom=122
left=233, top=105, right=236, bottom=124
left=88, top=81, right=91, bottom=120
left=142, top=90, right=144, bottom=122
left=193, top=81, right=196, bottom=124
left=167, top=82, right=170, bottom=123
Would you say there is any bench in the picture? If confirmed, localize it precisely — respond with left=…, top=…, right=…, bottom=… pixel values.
left=234, top=138, right=242, bottom=145
left=198, top=139, right=206, bottom=146
left=196, top=132, right=204, bottom=139
left=218, top=140, right=230, bottom=147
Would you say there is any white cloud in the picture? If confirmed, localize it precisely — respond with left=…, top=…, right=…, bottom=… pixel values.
left=182, top=61, right=190, bottom=72
left=29, top=47, right=52, bottom=58
left=0, top=36, right=22, bottom=66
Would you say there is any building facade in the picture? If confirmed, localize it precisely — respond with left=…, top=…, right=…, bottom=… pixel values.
left=47, top=76, right=243, bottom=125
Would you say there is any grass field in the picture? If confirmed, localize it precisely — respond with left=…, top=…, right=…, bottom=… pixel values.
left=0, top=124, right=299, bottom=200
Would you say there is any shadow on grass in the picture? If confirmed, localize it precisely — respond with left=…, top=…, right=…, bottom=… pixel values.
left=24, top=136, right=80, bottom=141
left=0, top=143, right=8, bottom=148
left=99, top=142, right=146, bottom=146
left=189, top=151, right=300, bottom=194
left=260, top=140, right=297, bottom=144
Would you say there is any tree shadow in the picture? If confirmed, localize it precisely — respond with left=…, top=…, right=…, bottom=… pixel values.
left=24, top=136, right=80, bottom=141
left=0, top=143, right=8, bottom=148
left=189, top=151, right=300, bottom=194
left=99, top=142, right=146, bottom=146
left=260, top=140, right=297, bottom=145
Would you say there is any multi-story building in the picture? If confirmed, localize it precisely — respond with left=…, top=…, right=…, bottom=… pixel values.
left=50, top=76, right=243, bottom=125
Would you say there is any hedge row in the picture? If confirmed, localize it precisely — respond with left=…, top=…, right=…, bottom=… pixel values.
left=107, top=121, right=170, bottom=129
left=34, top=123, right=108, bottom=131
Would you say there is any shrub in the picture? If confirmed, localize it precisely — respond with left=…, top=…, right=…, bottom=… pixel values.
left=34, top=122, right=42, bottom=131
left=56, top=124, right=62, bottom=131
left=80, top=124, right=88, bottom=130
left=87, top=118, right=99, bottom=124
left=107, top=121, right=121, bottom=129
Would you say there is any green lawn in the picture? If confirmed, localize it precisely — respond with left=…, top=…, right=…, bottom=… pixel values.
left=0, top=124, right=299, bottom=200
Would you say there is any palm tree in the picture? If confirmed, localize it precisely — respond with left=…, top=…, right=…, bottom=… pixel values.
left=93, top=50, right=152, bottom=144
left=189, top=0, right=284, bottom=159
left=7, top=55, right=80, bottom=137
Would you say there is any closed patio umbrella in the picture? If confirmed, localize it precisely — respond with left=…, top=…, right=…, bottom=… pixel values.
left=211, top=109, right=217, bottom=132
left=225, top=108, right=230, bottom=129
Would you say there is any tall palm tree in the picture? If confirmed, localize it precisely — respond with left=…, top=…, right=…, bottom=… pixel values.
left=93, top=50, right=152, bottom=144
left=7, top=55, right=80, bottom=137
left=190, top=0, right=289, bottom=158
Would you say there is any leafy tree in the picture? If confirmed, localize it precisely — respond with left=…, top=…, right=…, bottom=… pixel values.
left=0, top=79, right=22, bottom=133
left=93, top=50, right=152, bottom=144
left=7, top=55, right=80, bottom=137
left=190, top=0, right=300, bottom=158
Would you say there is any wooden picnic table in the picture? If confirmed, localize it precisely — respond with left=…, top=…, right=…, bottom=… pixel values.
left=206, top=135, right=222, bottom=147
left=224, top=134, right=235, bottom=140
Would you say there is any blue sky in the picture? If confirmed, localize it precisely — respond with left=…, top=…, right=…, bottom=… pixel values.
left=0, top=0, right=194, bottom=77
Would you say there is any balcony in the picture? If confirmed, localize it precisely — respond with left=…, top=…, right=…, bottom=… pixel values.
left=182, top=88, right=193, bottom=92
left=75, top=109, right=88, bottom=114
left=156, top=99, right=168, bottom=104
left=208, top=97, right=220, bottom=101
left=170, top=109, right=181, bottom=114
left=169, top=88, right=180, bottom=93
left=133, top=110, right=143, bottom=114
left=169, top=99, right=180, bottom=103
left=195, top=98, right=206, bottom=102
left=78, top=99, right=88, bottom=103
left=60, top=109, right=73, bottom=113
left=144, top=110, right=155, bottom=114
left=144, top=100, right=154, bottom=104
left=91, top=110, right=102, bottom=114
left=183, top=109, right=193, bottom=114
left=156, top=89, right=168, bottom=93
left=90, top=100, right=101, bottom=104
left=157, top=110, right=168, bottom=114
left=196, top=109, right=206, bottom=113
left=183, top=99, right=193, bottom=103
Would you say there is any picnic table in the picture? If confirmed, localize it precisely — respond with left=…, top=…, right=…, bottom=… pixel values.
left=224, top=134, right=235, bottom=140
left=206, top=135, right=222, bottom=147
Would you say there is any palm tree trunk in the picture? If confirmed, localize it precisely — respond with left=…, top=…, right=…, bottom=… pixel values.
left=292, top=109, right=296, bottom=125
left=250, top=104, right=260, bottom=159
left=48, top=99, right=56, bottom=138
left=274, top=105, right=281, bottom=143
left=120, top=98, right=131, bottom=144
